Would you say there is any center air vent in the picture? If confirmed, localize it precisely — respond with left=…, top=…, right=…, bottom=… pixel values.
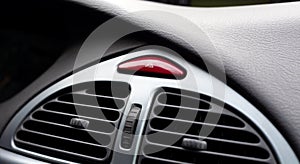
left=138, top=88, right=277, bottom=164
left=14, top=81, right=130, bottom=163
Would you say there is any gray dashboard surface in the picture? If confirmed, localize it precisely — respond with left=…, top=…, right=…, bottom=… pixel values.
left=0, top=0, right=300, bottom=160
left=70, top=0, right=300, bottom=157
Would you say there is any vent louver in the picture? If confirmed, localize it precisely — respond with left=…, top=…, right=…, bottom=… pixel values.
left=14, top=81, right=131, bottom=163
left=139, top=88, right=277, bottom=164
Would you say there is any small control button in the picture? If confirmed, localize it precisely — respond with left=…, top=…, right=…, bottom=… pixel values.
left=118, top=56, right=186, bottom=79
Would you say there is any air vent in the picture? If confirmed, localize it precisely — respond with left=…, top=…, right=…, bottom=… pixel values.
left=138, top=88, right=277, bottom=164
left=14, top=81, right=131, bottom=163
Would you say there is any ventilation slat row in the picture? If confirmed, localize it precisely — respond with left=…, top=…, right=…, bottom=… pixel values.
left=139, top=88, right=277, bottom=164
left=14, top=81, right=131, bottom=163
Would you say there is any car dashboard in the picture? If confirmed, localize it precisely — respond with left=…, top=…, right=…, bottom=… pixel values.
left=0, top=0, right=300, bottom=164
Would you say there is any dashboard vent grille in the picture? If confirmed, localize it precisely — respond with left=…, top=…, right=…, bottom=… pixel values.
left=14, top=81, right=130, bottom=163
left=139, top=88, right=277, bottom=164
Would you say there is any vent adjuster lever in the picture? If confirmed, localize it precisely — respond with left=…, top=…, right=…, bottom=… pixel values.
left=70, top=118, right=90, bottom=129
left=181, top=138, right=207, bottom=151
